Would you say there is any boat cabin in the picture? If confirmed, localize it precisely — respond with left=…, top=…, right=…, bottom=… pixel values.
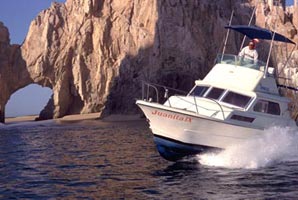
left=162, top=25, right=296, bottom=129
left=164, top=54, right=293, bottom=128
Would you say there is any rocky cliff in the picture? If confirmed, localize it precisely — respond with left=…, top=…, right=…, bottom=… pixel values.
left=0, top=0, right=298, bottom=123
left=0, top=22, right=32, bottom=123
left=255, top=2, right=298, bottom=119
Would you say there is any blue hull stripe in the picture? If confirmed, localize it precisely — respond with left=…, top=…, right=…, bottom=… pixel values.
left=153, top=135, right=222, bottom=161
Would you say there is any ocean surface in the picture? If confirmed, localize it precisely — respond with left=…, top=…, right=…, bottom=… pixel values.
left=1, top=119, right=298, bottom=199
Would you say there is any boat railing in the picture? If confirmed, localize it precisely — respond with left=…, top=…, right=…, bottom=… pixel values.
left=141, top=81, right=225, bottom=119
left=216, top=54, right=267, bottom=71
left=202, top=97, right=226, bottom=119
left=175, top=95, right=225, bottom=119
left=141, top=81, right=187, bottom=104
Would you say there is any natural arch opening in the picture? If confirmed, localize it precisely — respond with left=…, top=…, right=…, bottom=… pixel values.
left=286, top=0, right=294, bottom=6
left=5, top=84, right=52, bottom=119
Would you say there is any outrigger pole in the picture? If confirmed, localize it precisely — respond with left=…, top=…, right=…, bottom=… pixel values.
left=264, top=31, right=276, bottom=78
left=221, top=5, right=256, bottom=60
left=221, top=10, right=234, bottom=61
left=239, top=6, right=257, bottom=51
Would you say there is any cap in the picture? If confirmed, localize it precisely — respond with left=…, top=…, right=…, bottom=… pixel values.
left=252, top=38, right=260, bottom=44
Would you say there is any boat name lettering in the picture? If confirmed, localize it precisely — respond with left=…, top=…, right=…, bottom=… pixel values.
left=151, top=110, right=192, bottom=123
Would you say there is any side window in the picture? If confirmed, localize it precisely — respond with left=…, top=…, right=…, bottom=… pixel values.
left=206, top=87, right=225, bottom=100
left=231, top=115, right=255, bottom=123
left=222, top=92, right=251, bottom=108
left=253, top=100, right=267, bottom=113
left=253, top=100, right=280, bottom=115
left=267, top=101, right=281, bottom=115
left=189, top=86, right=209, bottom=97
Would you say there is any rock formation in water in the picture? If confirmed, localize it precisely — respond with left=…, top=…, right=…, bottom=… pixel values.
left=21, top=0, right=160, bottom=120
left=0, top=0, right=298, bottom=123
left=0, top=22, right=32, bottom=122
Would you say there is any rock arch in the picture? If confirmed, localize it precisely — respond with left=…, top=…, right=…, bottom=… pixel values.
left=1, top=0, right=298, bottom=123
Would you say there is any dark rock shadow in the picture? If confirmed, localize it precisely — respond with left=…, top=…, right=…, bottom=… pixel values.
left=102, top=1, right=255, bottom=117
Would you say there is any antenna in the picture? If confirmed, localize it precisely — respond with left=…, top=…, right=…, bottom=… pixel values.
left=264, top=0, right=279, bottom=78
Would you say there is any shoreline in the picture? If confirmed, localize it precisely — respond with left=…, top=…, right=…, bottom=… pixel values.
left=5, top=115, right=39, bottom=124
left=4, top=113, right=143, bottom=125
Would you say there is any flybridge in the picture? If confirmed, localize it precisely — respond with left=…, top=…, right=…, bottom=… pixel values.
left=216, top=25, right=298, bottom=94
left=221, top=6, right=296, bottom=79
left=229, top=25, right=298, bottom=92
left=223, top=25, right=295, bottom=72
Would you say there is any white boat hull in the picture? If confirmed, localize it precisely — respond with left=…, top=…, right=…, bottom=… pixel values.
left=137, top=100, right=263, bottom=161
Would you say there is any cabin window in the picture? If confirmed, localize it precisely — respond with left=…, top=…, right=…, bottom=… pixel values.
left=222, top=91, right=251, bottom=108
left=206, top=87, right=225, bottom=100
left=189, top=86, right=209, bottom=97
left=231, top=115, right=255, bottom=123
left=253, top=100, right=281, bottom=115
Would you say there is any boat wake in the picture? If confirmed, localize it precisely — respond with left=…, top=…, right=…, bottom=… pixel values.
left=197, top=126, right=298, bottom=169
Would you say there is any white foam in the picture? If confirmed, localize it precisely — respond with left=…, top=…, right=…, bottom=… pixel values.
left=197, top=126, right=298, bottom=169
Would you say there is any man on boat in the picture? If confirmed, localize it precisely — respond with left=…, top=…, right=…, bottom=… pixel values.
left=238, top=39, right=259, bottom=62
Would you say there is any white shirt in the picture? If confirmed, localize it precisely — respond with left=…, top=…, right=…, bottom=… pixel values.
left=238, top=46, right=258, bottom=61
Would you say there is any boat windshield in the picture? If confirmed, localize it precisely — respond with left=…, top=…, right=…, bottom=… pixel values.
left=216, top=54, right=267, bottom=71
left=189, top=86, right=209, bottom=97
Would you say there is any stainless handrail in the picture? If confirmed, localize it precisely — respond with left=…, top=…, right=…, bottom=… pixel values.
left=141, top=81, right=225, bottom=119
left=144, top=83, right=159, bottom=102
left=141, top=81, right=187, bottom=104
left=177, top=95, right=225, bottom=119
left=204, top=97, right=225, bottom=119
left=193, top=95, right=199, bottom=114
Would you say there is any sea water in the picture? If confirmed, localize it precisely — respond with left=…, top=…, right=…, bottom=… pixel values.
left=1, top=120, right=298, bottom=199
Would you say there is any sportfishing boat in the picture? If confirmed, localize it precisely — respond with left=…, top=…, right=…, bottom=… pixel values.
left=136, top=24, right=297, bottom=161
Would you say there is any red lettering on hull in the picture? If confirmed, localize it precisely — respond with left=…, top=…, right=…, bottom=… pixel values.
left=151, top=110, right=192, bottom=123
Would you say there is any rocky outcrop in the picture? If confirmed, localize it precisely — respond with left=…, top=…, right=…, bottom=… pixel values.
left=102, top=0, right=257, bottom=115
left=1, top=0, right=298, bottom=123
left=0, top=22, right=32, bottom=122
left=18, top=0, right=254, bottom=120
left=293, top=2, right=298, bottom=29
left=20, top=0, right=159, bottom=119
left=254, top=2, right=298, bottom=119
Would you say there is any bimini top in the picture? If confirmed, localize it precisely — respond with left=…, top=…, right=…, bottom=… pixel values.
left=225, top=25, right=295, bottom=44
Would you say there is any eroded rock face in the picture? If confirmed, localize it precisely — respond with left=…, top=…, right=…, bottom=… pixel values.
left=293, top=3, right=298, bottom=29
left=102, top=0, right=257, bottom=115
left=21, top=0, right=159, bottom=119
left=20, top=0, right=256, bottom=119
left=255, top=2, right=298, bottom=119
left=1, top=0, right=298, bottom=122
left=0, top=22, right=32, bottom=123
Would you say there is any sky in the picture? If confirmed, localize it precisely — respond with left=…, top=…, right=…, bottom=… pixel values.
left=0, top=0, right=65, bottom=117
left=287, top=0, right=295, bottom=6
left=0, top=0, right=295, bottom=117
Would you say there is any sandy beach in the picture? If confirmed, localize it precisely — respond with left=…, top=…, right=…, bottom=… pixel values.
left=4, top=113, right=142, bottom=125
left=5, top=115, right=39, bottom=124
